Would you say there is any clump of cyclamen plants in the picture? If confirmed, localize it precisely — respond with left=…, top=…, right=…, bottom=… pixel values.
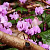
left=0, top=1, right=50, bottom=50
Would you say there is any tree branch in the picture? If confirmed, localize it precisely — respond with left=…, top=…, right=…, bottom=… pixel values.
left=0, top=31, right=46, bottom=50
left=11, top=27, right=28, bottom=39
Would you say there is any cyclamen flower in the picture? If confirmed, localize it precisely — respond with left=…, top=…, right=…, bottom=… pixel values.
left=35, top=7, right=44, bottom=15
left=27, top=28, right=34, bottom=35
left=17, top=20, right=30, bottom=31
left=25, top=19, right=32, bottom=24
left=33, top=26, right=41, bottom=34
left=19, top=0, right=27, bottom=3
left=46, top=0, right=50, bottom=4
left=6, top=28, right=12, bottom=35
left=0, top=15, right=8, bottom=23
left=3, top=2, right=9, bottom=7
left=0, top=27, right=12, bottom=35
left=27, top=26, right=41, bottom=35
left=3, top=2, right=12, bottom=10
left=25, top=39, right=37, bottom=45
left=3, top=22, right=12, bottom=28
left=9, top=12, right=19, bottom=20
left=38, top=42, right=50, bottom=50
left=41, top=44, right=49, bottom=49
left=0, top=6, right=7, bottom=15
left=0, top=24, right=3, bottom=30
left=31, top=17, right=42, bottom=27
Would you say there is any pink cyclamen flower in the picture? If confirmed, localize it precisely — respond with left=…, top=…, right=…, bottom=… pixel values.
left=3, top=2, right=12, bottom=10
left=41, top=44, right=49, bottom=49
left=33, top=26, right=41, bottom=34
left=3, top=22, right=12, bottom=28
left=0, top=16, right=7, bottom=23
left=0, top=24, right=3, bottom=30
left=35, top=7, right=44, bottom=15
left=27, top=28, right=34, bottom=35
left=6, top=28, right=12, bottom=35
left=3, top=2, right=9, bottom=7
left=19, top=0, right=27, bottom=3
left=0, top=6, right=7, bottom=15
left=17, top=20, right=30, bottom=31
left=27, top=26, right=41, bottom=35
left=31, top=17, right=42, bottom=27
left=25, top=39, right=37, bottom=45
left=0, top=15, right=8, bottom=23
left=9, top=12, right=19, bottom=20
left=38, top=41, right=42, bottom=46
left=25, top=19, right=32, bottom=24
left=0, top=27, right=12, bottom=35
left=46, top=0, right=50, bottom=4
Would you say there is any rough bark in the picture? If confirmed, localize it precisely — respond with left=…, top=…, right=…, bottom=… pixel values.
left=11, top=27, right=28, bottom=39
left=0, top=31, right=46, bottom=50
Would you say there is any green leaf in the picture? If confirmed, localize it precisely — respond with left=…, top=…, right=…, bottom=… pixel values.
left=47, top=22, right=50, bottom=28
left=16, top=18, right=19, bottom=23
left=8, top=20, right=15, bottom=24
left=39, top=30, right=50, bottom=45
left=5, top=48, right=18, bottom=50
left=39, top=23, right=43, bottom=31
left=45, top=14, right=50, bottom=23
left=8, top=19, right=19, bottom=24
left=16, top=7, right=28, bottom=13
left=42, top=13, right=46, bottom=18
left=23, top=16, right=34, bottom=20
left=29, top=11, right=35, bottom=14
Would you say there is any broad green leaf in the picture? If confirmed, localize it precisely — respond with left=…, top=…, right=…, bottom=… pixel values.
left=29, top=11, right=35, bottom=14
left=5, top=48, right=18, bottom=50
left=39, top=30, right=50, bottom=45
left=8, top=20, right=15, bottom=24
left=16, top=7, right=28, bottom=13
left=16, top=18, right=19, bottom=23
left=23, top=16, right=34, bottom=20
left=8, top=19, right=19, bottom=24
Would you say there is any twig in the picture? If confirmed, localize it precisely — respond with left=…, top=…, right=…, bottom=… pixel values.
left=7, top=9, right=15, bottom=14
left=42, top=0, right=50, bottom=6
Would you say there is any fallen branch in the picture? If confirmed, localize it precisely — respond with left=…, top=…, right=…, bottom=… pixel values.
left=11, top=27, right=28, bottom=39
left=0, top=31, right=46, bottom=50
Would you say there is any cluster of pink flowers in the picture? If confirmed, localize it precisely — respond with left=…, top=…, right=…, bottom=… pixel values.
left=0, top=2, right=12, bottom=35
left=39, top=42, right=50, bottom=50
left=17, top=20, right=31, bottom=31
left=9, top=12, right=19, bottom=20
left=25, top=19, right=32, bottom=24
left=27, top=39, right=50, bottom=50
left=17, top=17, right=42, bottom=35
left=35, top=7, right=44, bottom=15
